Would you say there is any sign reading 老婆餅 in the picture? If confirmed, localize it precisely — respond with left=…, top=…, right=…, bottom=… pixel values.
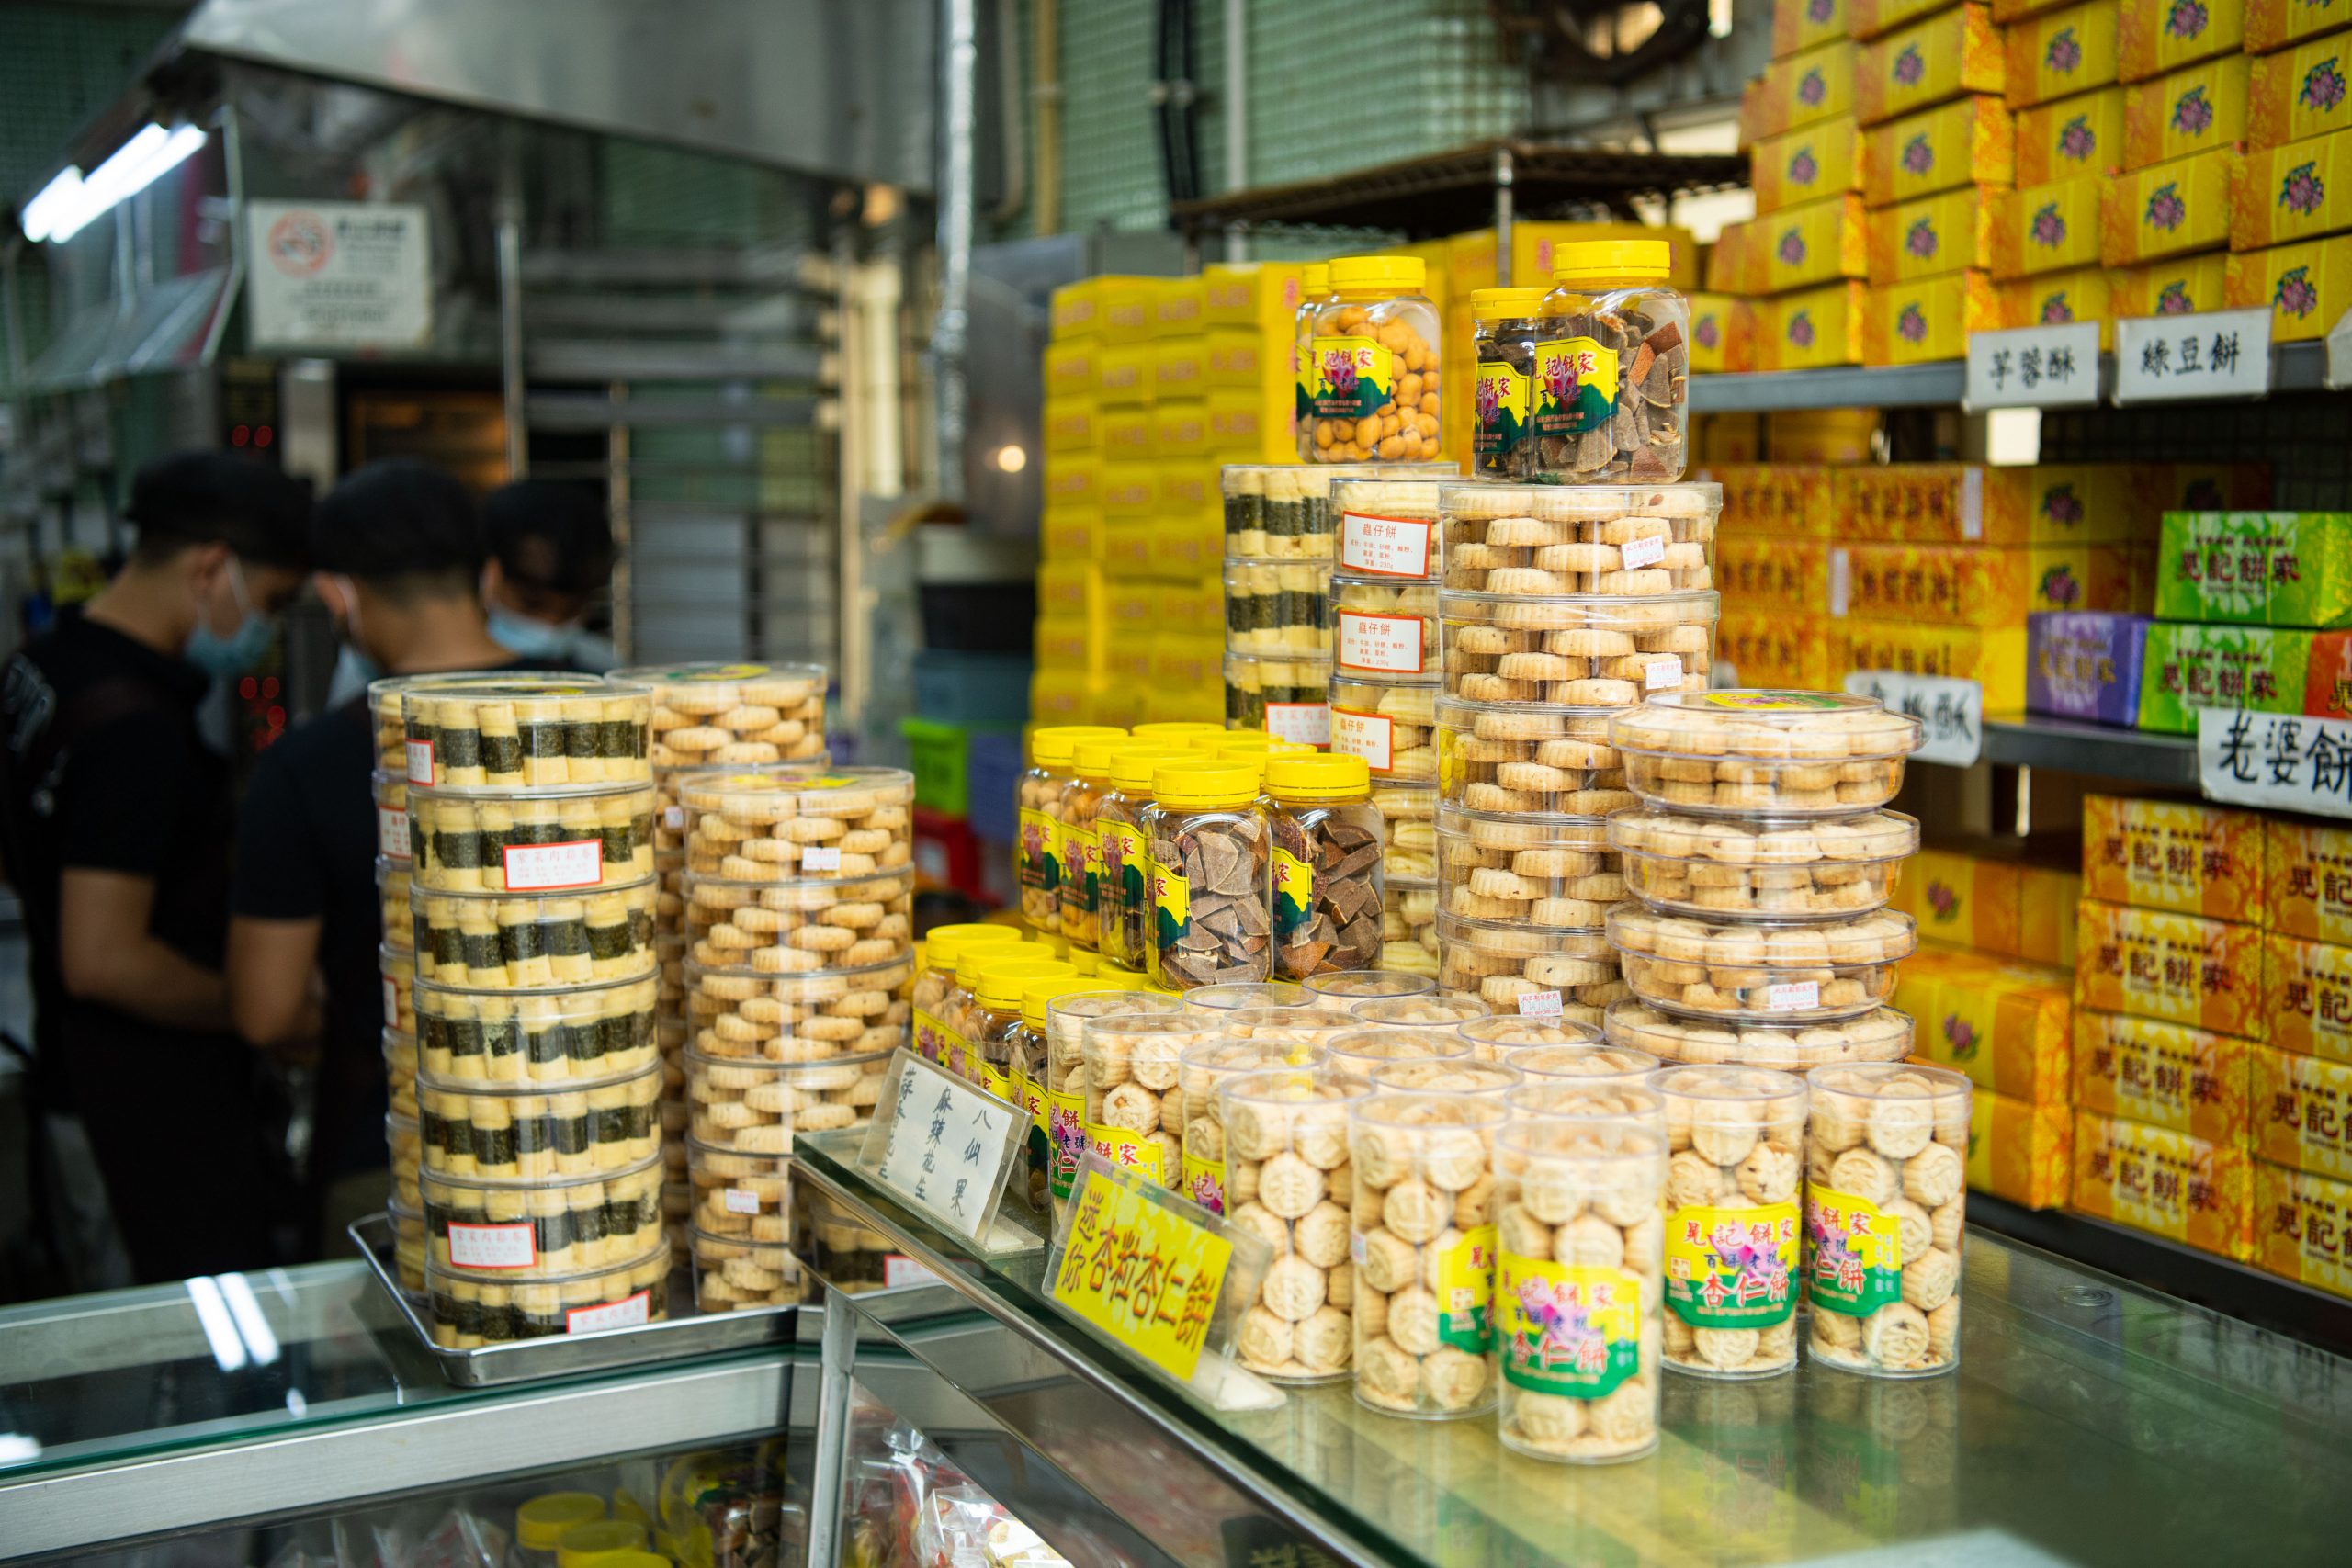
left=1841, top=671, right=1982, bottom=767
left=245, top=200, right=432, bottom=348
left=2115, top=309, right=2273, bottom=404
left=863, top=1052, right=1029, bottom=1246
left=1963, top=322, right=2102, bottom=410
left=2199, top=710, right=2352, bottom=819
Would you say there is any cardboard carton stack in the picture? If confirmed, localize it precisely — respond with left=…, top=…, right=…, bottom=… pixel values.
left=2223, top=0, right=2352, bottom=339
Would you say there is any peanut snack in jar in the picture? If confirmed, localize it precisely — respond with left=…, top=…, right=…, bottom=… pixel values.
left=679, top=767, right=915, bottom=883
left=1609, top=907, right=1915, bottom=1021
left=1347, top=1091, right=1510, bottom=1416
left=1220, top=1068, right=1377, bottom=1383
left=969, top=957, right=1077, bottom=1101
left=1438, top=807, right=1621, bottom=929
left=1492, top=1116, right=1668, bottom=1462
left=610, top=660, right=828, bottom=768
left=1064, top=739, right=1182, bottom=954
left=910, top=924, right=1024, bottom=1062
left=933, top=941, right=1057, bottom=1077
left=400, top=676, right=652, bottom=789
left=1016, top=727, right=1127, bottom=931
left=1503, top=1078, right=1665, bottom=1123
left=1143, top=762, right=1274, bottom=990
left=1439, top=592, right=1716, bottom=705
left=1457, top=1015, right=1604, bottom=1060
left=1610, top=692, right=1922, bottom=815
left=1437, top=915, right=1619, bottom=1021
left=1438, top=482, right=1718, bottom=595
left=1306, top=969, right=1436, bottom=1004
left=1177, top=1041, right=1332, bottom=1215
left=1607, top=999, right=1916, bottom=1069
left=1804, top=1063, right=1970, bottom=1378
left=1330, top=679, right=1437, bottom=783
left=686, top=1138, right=790, bottom=1243
left=1531, top=240, right=1690, bottom=483
left=1268, top=753, right=1386, bottom=981
left=1608, top=808, right=1919, bottom=919
left=1042, top=990, right=1183, bottom=1218
left=1377, top=781, right=1437, bottom=878
left=1301, top=256, right=1442, bottom=465
left=1435, top=700, right=1631, bottom=819
left=1080, top=1011, right=1224, bottom=1190
left=1013, top=976, right=1109, bottom=1211
left=1647, top=1066, right=1806, bottom=1378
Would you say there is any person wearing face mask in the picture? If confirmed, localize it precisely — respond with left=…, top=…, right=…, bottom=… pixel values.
left=0, top=450, right=312, bottom=1284
left=227, top=459, right=566, bottom=1255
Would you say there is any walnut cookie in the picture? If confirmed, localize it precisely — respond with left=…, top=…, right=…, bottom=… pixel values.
left=1609, top=808, right=1919, bottom=919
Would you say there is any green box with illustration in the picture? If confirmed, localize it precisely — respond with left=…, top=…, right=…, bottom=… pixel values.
left=2137, top=622, right=2312, bottom=733
left=2154, top=512, right=2352, bottom=627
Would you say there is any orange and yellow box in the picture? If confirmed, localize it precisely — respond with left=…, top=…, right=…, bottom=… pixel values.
left=2253, top=1161, right=2352, bottom=1300
left=1031, top=616, right=1100, bottom=674
left=1971, top=1093, right=2075, bottom=1207
left=2075, top=1009, right=2256, bottom=1143
left=2082, top=795, right=2267, bottom=919
left=1752, top=117, right=1866, bottom=214
left=1896, top=852, right=2024, bottom=954
left=1205, top=389, right=1284, bottom=461
left=2075, top=897, right=2267, bottom=1039
left=2231, top=123, right=2352, bottom=250
left=1900, top=946, right=2075, bottom=1101
left=2267, top=819, right=2352, bottom=947
left=1864, top=271, right=2003, bottom=364
left=1449, top=221, right=1702, bottom=296
left=1156, top=463, right=1210, bottom=516
left=2265, top=931, right=2352, bottom=1063
left=1035, top=558, right=1102, bottom=625
left=2025, top=864, right=2087, bottom=968
left=2119, top=0, right=2245, bottom=82
left=2100, top=144, right=2239, bottom=265
left=1718, top=536, right=1834, bottom=610
left=1687, top=294, right=1755, bottom=373
left=1994, top=175, right=2107, bottom=278
left=2004, top=266, right=2116, bottom=351
left=2109, top=251, right=2233, bottom=316
left=2246, top=0, right=2349, bottom=51
left=1045, top=456, right=1100, bottom=513
left=1759, top=192, right=1871, bottom=291
left=1747, top=39, right=1862, bottom=141
left=2006, top=0, right=2122, bottom=107
left=2072, top=1111, right=2256, bottom=1258
left=1702, top=461, right=1839, bottom=538
left=1098, top=464, right=1155, bottom=520
left=1841, top=619, right=2029, bottom=708
left=1868, top=187, right=2001, bottom=282
left=1776, top=0, right=1851, bottom=53
left=2227, top=235, right=2352, bottom=342
left=1098, top=276, right=1165, bottom=344
left=1862, top=96, right=2016, bottom=208
left=2014, top=86, right=2127, bottom=186
left=2248, top=36, right=2352, bottom=150
left=1842, top=541, right=2134, bottom=625
left=1839, top=462, right=2151, bottom=545
left=1704, top=220, right=1762, bottom=294
left=2250, top=1045, right=2352, bottom=1179
left=1049, top=276, right=1105, bottom=339
left=1759, top=281, right=1871, bottom=368
left=1028, top=668, right=1097, bottom=726
left=1857, top=4, right=2007, bottom=126
left=1042, top=509, right=1101, bottom=562
left=2123, top=55, right=2252, bottom=170
left=1096, top=344, right=1152, bottom=406
left=1148, top=508, right=1219, bottom=581
left=1201, top=329, right=1261, bottom=392
left=1151, top=276, right=1205, bottom=337
left=1995, top=0, right=2080, bottom=18
left=1716, top=610, right=1842, bottom=688
left=1767, top=406, right=1883, bottom=462
left=1045, top=397, right=1099, bottom=454
left=1852, top=0, right=1964, bottom=35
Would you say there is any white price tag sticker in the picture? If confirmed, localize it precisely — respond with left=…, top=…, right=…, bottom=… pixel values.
left=1962, top=321, right=2103, bottom=410
left=1337, top=611, right=1426, bottom=675
left=801, top=845, right=843, bottom=872
left=722, top=1187, right=763, bottom=1215
left=1264, top=703, right=1330, bottom=747
left=1351, top=1232, right=1369, bottom=1266
left=2115, top=308, right=2273, bottom=403
left=663, top=805, right=687, bottom=830
left=377, top=806, right=411, bottom=860
left=404, top=739, right=435, bottom=784
left=2198, top=709, right=2352, bottom=818
left=884, top=1256, right=941, bottom=1290
left=1763, top=980, right=1820, bottom=1012
left=1619, top=533, right=1668, bottom=570
left=1644, top=657, right=1684, bottom=692
left=503, top=840, right=604, bottom=891
left=1329, top=708, right=1394, bottom=773
left=1842, top=671, right=1984, bottom=768
left=565, top=1290, right=651, bottom=1335
left=1340, top=512, right=1435, bottom=577
left=447, top=1222, right=537, bottom=1269
left=1517, top=990, right=1563, bottom=1018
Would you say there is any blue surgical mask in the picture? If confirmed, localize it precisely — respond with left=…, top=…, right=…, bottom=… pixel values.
left=186, top=558, right=275, bottom=677
left=488, top=606, right=583, bottom=663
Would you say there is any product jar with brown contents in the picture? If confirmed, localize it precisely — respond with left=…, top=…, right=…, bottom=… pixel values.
left=910, top=925, right=1026, bottom=1065
left=1804, top=1063, right=1970, bottom=1378
left=684, top=953, right=915, bottom=1064
left=1383, top=880, right=1440, bottom=978
left=1144, top=762, right=1274, bottom=990
left=1306, top=969, right=1436, bottom=1004
left=1057, top=738, right=1117, bottom=952
left=1012, top=976, right=1110, bottom=1211
left=1492, top=1115, right=1668, bottom=1462
left=1330, top=677, right=1438, bottom=783
left=1435, top=700, right=1630, bottom=820
left=1457, top=1015, right=1604, bottom=1060
left=1301, top=257, right=1442, bottom=466
left=1334, top=476, right=1450, bottom=582
left=1439, top=482, right=1719, bottom=596
left=409, top=782, right=657, bottom=894
left=1610, top=692, right=1923, bottom=815
left=1096, top=745, right=1193, bottom=974
left=1438, top=807, right=1622, bottom=930
left=969, top=957, right=1079, bottom=1101
left=1346, top=1090, right=1510, bottom=1416
left=934, top=941, right=1057, bottom=1075
left=1268, top=753, right=1386, bottom=982
left=1017, top=727, right=1128, bottom=931
left=684, top=868, right=914, bottom=977
left=1531, top=241, right=1690, bottom=484
left=1081, top=1011, right=1224, bottom=1192
left=1470, top=288, right=1546, bottom=479
left=609, top=660, right=830, bottom=770
left=1436, top=915, right=1620, bottom=1020
left=1177, top=1040, right=1331, bottom=1215
left=1440, top=591, right=1717, bottom=705
left=1333, top=575, right=1441, bottom=682
left=400, top=676, right=654, bottom=791
left=679, top=767, right=917, bottom=886
left=1609, top=808, right=1920, bottom=919
left=1042, top=990, right=1183, bottom=1219
left=1219, top=1067, right=1375, bottom=1382
left=1606, top=999, right=1916, bottom=1069
left=1647, top=1066, right=1806, bottom=1379
left=1609, top=907, right=1917, bottom=1021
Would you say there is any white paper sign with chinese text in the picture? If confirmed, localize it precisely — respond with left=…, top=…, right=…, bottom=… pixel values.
left=2115, top=309, right=2272, bottom=403
left=1963, top=322, right=2102, bottom=410
left=246, top=200, right=432, bottom=348
left=863, top=1051, right=1028, bottom=1246
left=2198, top=710, right=2352, bottom=818
left=1842, top=671, right=1984, bottom=768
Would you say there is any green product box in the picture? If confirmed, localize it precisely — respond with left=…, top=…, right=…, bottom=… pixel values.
left=2137, top=622, right=2312, bottom=734
left=2154, top=512, right=2352, bottom=628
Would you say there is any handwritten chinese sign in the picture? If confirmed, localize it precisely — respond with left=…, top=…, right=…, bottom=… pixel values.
left=1963, top=322, right=2101, bottom=410
left=1050, top=1167, right=1234, bottom=1382
left=2198, top=710, right=2352, bottom=819
left=2115, top=309, right=2272, bottom=404
left=1841, top=671, right=1984, bottom=767
left=871, top=1052, right=1023, bottom=1243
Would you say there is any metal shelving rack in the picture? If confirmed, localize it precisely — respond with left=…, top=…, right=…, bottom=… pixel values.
left=1689, top=340, right=2332, bottom=413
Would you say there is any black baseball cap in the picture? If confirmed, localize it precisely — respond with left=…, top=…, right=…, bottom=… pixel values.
left=309, top=458, right=484, bottom=581
left=483, top=480, right=613, bottom=597
left=124, top=451, right=313, bottom=569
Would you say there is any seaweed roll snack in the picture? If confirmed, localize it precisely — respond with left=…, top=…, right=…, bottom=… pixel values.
left=413, top=1064, right=662, bottom=1179
left=401, top=676, right=653, bottom=789
left=413, top=972, right=661, bottom=1083
left=409, top=782, right=657, bottom=893
left=420, top=1153, right=665, bottom=1277
left=426, top=1247, right=669, bottom=1347
left=411, top=879, right=659, bottom=989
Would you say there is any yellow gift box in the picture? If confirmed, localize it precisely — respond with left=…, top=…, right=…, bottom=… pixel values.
left=1201, top=329, right=1262, bottom=391
left=2075, top=1009, right=2255, bottom=1143
left=1759, top=192, right=1871, bottom=291
left=1097, top=343, right=1152, bottom=406
left=2231, top=123, right=2352, bottom=250
left=1862, top=96, right=2016, bottom=209
left=1744, top=39, right=1860, bottom=141
left=1840, top=462, right=2152, bottom=545
left=1169, top=576, right=1223, bottom=638
left=2124, top=55, right=2252, bottom=170
left=1841, top=619, right=2028, bottom=708
left=1449, top=221, right=1702, bottom=295
left=1045, top=339, right=1098, bottom=400
left=1852, top=0, right=1964, bottom=35
left=1101, top=520, right=1154, bottom=581
left=1718, top=537, right=1834, bottom=611
left=1777, top=0, right=1851, bottom=54
left=1202, top=262, right=1305, bottom=332
left=2082, top=794, right=2267, bottom=919
left=1049, top=276, right=1104, bottom=339
left=1702, top=461, right=1839, bottom=538
left=2109, top=251, right=2233, bottom=316
left=1156, top=462, right=1210, bottom=515
left=1152, top=340, right=1205, bottom=401
left=1996, top=0, right=2082, bottom=17
left=1753, top=117, right=1866, bottom=214
left=1865, top=272, right=2003, bottom=363
left=1028, top=668, right=1097, bottom=726
left=1759, top=281, right=1871, bottom=368
left=2251, top=1045, right=2352, bottom=1179
left=2005, top=0, right=2121, bottom=107
left=2252, top=1161, right=2352, bottom=1301
left=1148, top=508, right=1219, bottom=581
left=1045, top=398, right=1099, bottom=454
left=1148, top=635, right=1221, bottom=691
left=1104, top=577, right=1156, bottom=637
left=1042, top=509, right=1101, bottom=562
left=1897, top=853, right=2024, bottom=954
left=2023, top=865, right=2087, bottom=968
left=1099, top=464, right=1155, bottom=521
left=2248, top=36, right=2352, bottom=150
left=1099, top=276, right=1164, bottom=344
left=2015, top=85, right=2127, bottom=186
left=1857, top=4, right=2007, bottom=126
left=2265, top=931, right=2352, bottom=1063
left=1768, top=407, right=1882, bottom=462
left=1045, top=456, right=1100, bottom=513
left=1032, top=616, right=1100, bottom=674
left=2072, top=1111, right=2256, bottom=1258
left=1705, top=220, right=1762, bottom=293
left=1994, top=175, right=2107, bottom=279
left=2266, top=819, right=2352, bottom=947
left=1900, top=947, right=2075, bottom=1101
left=1150, top=400, right=1209, bottom=462
left=1868, top=187, right=2000, bottom=283
left=1841, top=540, right=2134, bottom=625
left=2119, top=0, right=2245, bottom=83
left=2003, top=266, right=2116, bottom=351
left=1970, top=1093, right=2075, bottom=1207
left=2099, top=145, right=2238, bottom=265
left=1153, top=276, right=1205, bottom=337
left=2075, top=897, right=2267, bottom=1039
left=1687, top=294, right=1754, bottom=373
left=1717, top=610, right=1841, bottom=688
left=1205, top=389, right=1285, bottom=460
left=1100, top=406, right=1152, bottom=464
left=2246, top=0, right=2349, bottom=52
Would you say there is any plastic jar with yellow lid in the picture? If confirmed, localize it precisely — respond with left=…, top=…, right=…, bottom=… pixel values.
left=1470, top=287, right=1547, bottom=479
left=1095, top=745, right=1193, bottom=974
left=1267, top=753, right=1385, bottom=982
left=967, top=956, right=1077, bottom=1100
left=912, top=925, right=1024, bottom=1064
left=1532, top=239, right=1690, bottom=483
left=1300, top=256, right=1442, bottom=465
left=1017, top=726, right=1127, bottom=931
left=516, top=1495, right=607, bottom=1568
left=1143, top=762, right=1272, bottom=991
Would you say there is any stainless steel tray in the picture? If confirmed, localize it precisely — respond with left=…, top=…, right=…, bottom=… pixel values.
left=348, top=1212, right=801, bottom=1387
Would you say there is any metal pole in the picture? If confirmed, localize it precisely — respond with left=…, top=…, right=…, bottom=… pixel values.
left=933, top=0, right=978, bottom=501
left=1223, top=0, right=1247, bottom=264
left=1494, top=144, right=1516, bottom=288
left=803, top=1291, right=862, bottom=1568
left=496, top=215, right=526, bottom=479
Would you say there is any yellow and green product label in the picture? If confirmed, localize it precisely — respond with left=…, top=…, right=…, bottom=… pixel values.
left=1272, top=846, right=1314, bottom=942
left=1473, top=359, right=1532, bottom=462
left=1436, top=1223, right=1498, bottom=1353
left=978, top=1061, right=1014, bottom=1104
left=1019, top=807, right=1061, bottom=894
left=1804, top=1187, right=1904, bottom=1316
left=1666, top=1202, right=1800, bottom=1329
left=1181, top=1150, right=1227, bottom=1215
left=1498, top=1255, right=1641, bottom=1397
left=1702, top=689, right=1847, bottom=710
left=1021, top=1072, right=1052, bottom=1195
left=1309, top=335, right=1395, bottom=423
left=912, top=1008, right=954, bottom=1066
left=1065, top=822, right=1102, bottom=914
left=1152, top=861, right=1192, bottom=955
left=1087, top=1122, right=1164, bottom=1185
left=1046, top=1088, right=1089, bottom=1201
left=1532, top=337, right=1619, bottom=440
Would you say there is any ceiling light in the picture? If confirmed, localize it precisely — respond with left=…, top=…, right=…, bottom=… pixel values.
left=23, top=123, right=209, bottom=245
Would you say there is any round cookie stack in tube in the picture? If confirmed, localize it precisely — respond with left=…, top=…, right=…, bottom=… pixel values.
left=1430, top=482, right=1721, bottom=1022
left=396, top=673, right=667, bottom=1339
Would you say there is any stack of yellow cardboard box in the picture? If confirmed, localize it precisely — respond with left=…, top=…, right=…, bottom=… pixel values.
left=1731, top=0, right=1868, bottom=367
left=2223, top=0, right=2352, bottom=338
left=2248, top=812, right=2352, bottom=1299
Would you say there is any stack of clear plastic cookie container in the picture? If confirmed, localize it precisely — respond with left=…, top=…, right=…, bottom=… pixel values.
left=368, top=716, right=423, bottom=1236
left=1430, top=480, right=1720, bottom=1025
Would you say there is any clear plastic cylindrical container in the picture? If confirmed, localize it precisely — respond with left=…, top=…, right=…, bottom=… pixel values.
left=967, top=957, right=1077, bottom=1098
left=1505, top=1043, right=1662, bottom=1085
left=1610, top=693, right=1923, bottom=816
left=1061, top=738, right=1151, bottom=953
left=686, top=1137, right=790, bottom=1240
left=684, top=1047, right=891, bottom=1153
left=1804, top=1063, right=1970, bottom=1378
left=428, top=1246, right=669, bottom=1348
left=1322, top=1027, right=1471, bottom=1078
left=1531, top=240, right=1690, bottom=484
left=684, top=868, right=914, bottom=976
left=1604, top=1000, right=1916, bottom=1069
left=1218, top=1067, right=1375, bottom=1382
left=1042, top=990, right=1184, bottom=1217
left=1608, top=907, right=1916, bottom=1021
left=910, top=924, right=1023, bottom=1056
left=413, top=971, right=661, bottom=1084
left=1333, top=476, right=1449, bottom=582
left=1457, top=1015, right=1604, bottom=1060
left=1503, top=1079, right=1666, bottom=1124
left=678, top=766, right=916, bottom=881
left=386, top=1029, right=419, bottom=1119
left=691, top=1225, right=804, bottom=1312
left=608, top=660, right=829, bottom=769
left=1096, top=745, right=1192, bottom=974
left=1440, top=481, right=1718, bottom=594
left=399, top=676, right=653, bottom=790
left=1301, top=256, right=1442, bottom=465
left=1469, top=288, right=1546, bottom=480
left=415, top=1064, right=662, bottom=1179
left=1081, top=1011, right=1224, bottom=1190
left=410, top=879, right=658, bottom=991
left=1305, top=969, right=1436, bottom=1004
left=1225, top=653, right=1331, bottom=735
left=1609, top=808, right=1920, bottom=919
left=1333, top=575, right=1440, bottom=682
left=383, top=942, right=415, bottom=1035
left=1142, top=762, right=1272, bottom=991
left=1439, top=806, right=1621, bottom=929
left=683, top=953, right=916, bottom=1063
left=1492, top=1117, right=1668, bottom=1461
left=1217, top=1005, right=1364, bottom=1049
left=390, top=1201, right=426, bottom=1291
left=1175, top=1041, right=1330, bottom=1215
left=1016, top=727, right=1127, bottom=931
left=1383, top=879, right=1439, bottom=977
left=375, top=771, right=414, bottom=866
left=1184, top=980, right=1306, bottom=1012
left=1225, top=558, right=1335, bottom=656
left=1436, top=700, right=1630, bottom=819
left=1268, top=753, right=1385, bottom=981
left=419, top=1153, right=665, bottom=1277
left=1349, top=994, right=1493, bottom=1030
left=408, top=782, right=657, bottom=893
left=1370, top=1058, right=1525, bottom=1099
left=1436, top=915, right=1617, bottom=1019
left=1329, top=677, right=1438, bottom=782
left=1645, top=1065, right=1806, bottom=1380
left=1439, top=591, right=1717, bottom=705
left=379, top=857, right=413, bottom=956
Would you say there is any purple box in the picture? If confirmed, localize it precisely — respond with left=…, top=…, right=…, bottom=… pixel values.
left=2027, top=612, right=2151, bottom=726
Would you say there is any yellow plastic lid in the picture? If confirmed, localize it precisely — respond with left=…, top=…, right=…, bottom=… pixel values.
left=517, top=1495, right=607, bottom=1551
left=588, top=1555, right=672, bottom=1568
left=1329, top=255, right=1425, bottom=294
left=977, top=958, right=1076, bottom=1010
left=1552, top=239, right=1671, bottom=285
left=1267, top=752, right=1371, bottom=800
left=1030, top=724, right=1125, bottom=767
left=1020, top=974, right=1104, bottom=1026
left=1131, top=721, right=1225, bottom=739
left=1302, top=262, right=1330, bottom=296
left=926, top=924, right=1026, bottom=973
left=1216, top=734, right=1315, bottom=759
left=956, top=938, right=1051, bottom=988
left=1072, top=736, right=1125, bottom=776
left=1112, top=743, right=1194, bottom=790
left=1069, top=948, right=1101, bottom=976
left=1182, top=729, right=1238, bottom=751
left=1153, top=761, right=1260, bottom=809
left=1471, top=287, right=1549, bottom=320
left=559, top=1522, right=650, bottom=1568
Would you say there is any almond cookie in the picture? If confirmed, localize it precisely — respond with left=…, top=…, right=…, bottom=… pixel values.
left=1217, top=1067, right=1376, bottom=1383
left=1647, top=1066, right=1805, bottom=1379
left=1610, top=808, right=1919, bottom=919
left=1610, top=693, right=1922, bottom=816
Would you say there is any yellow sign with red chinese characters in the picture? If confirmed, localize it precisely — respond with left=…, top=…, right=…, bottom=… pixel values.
left=1050, top=1168, right=1234, bottom=1382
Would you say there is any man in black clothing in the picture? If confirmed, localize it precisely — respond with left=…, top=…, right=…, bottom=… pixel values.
left=0, top=451, right=313, bottom=1284
left=481, top=479, right=617, bottom=671
left=227, top=460, right=533, bottom=1252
